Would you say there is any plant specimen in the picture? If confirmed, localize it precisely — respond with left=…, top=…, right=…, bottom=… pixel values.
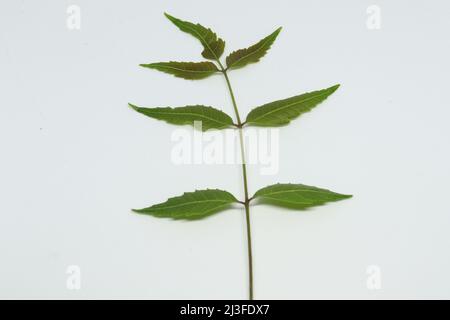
left=129, top=13, right=352, bottom=300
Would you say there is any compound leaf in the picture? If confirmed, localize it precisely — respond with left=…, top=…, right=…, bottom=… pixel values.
left=245, top=84, right=340, bottom=127
left=226, top=27, right=282, bottom=70
left=165, top=13, right=225, bottom=60
left=140, top=61, right=219, bottom=80
left=133, top=189, right=238, bottom=220
left=129, top=104, right=234, bottom=131
left=254, top=183, right=352, bottom=209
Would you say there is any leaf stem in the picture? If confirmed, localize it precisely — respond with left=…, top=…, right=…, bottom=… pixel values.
left=244, top=202, right=253, bottom=300
left=222, top=71, right=242, bottom=125
left=217, top=60, right=253, bottom=300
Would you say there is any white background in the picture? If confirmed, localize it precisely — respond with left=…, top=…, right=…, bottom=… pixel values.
left=1, top=0, right=450, bottom=299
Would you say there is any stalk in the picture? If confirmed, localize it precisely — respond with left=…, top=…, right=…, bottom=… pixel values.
left=217, top=61, right=253, bottom=300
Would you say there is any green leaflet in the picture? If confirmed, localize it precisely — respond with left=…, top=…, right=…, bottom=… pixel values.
left=133, top=189, right=238, bottom=220
left=140, top=61, right=219, bottom=80
left=129, top=104, right=234, bottom=131
left=245, top=84, right=340, bottom=127
left=164, top=13, right=225, bottom=60
left=226, top=27, right=282, bottom=70
left=254, top=183, right=352, bottom=209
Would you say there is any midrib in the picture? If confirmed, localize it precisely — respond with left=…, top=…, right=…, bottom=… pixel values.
left=249, top=91, right=329, bottom=122
left=143, top=110, right=229, bottom=125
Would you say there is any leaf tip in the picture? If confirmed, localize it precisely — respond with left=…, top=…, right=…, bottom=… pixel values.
left=337, top=193, right=352, bottom=200
left=128, top=103, right=138, bottom=111
left=330, top=84, right=341, bottom=92
left=139, top=63, right=157, bottom=70
left=164, top=12, right=176, bottom=22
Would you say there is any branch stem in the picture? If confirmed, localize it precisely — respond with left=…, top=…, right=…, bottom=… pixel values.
left=218, top=61, right=253, bottom=300
left=222, top=69, right=242, bottom=125
left=244, top=202, right=253, bottom=300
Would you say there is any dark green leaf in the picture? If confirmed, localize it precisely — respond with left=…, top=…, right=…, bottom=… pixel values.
left=129, top=104, right=234, bottom=131
left=245, top=84, right=340, bottom=127
left=140, top=61, right=219, bottom=80
left=164, top=13, right=225, bottom=60
left=133, top=189, right=238, bottom=220
left=254, top=183, right=352, bottom=209
left=226, top=27, right=282, bottom=70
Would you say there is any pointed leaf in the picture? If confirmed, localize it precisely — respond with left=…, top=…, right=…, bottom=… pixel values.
left=133, top=189, right=238, bottom=220
left=226, top=27, right=282, bottom=70
left=129, top=104, right=234, bottom=131
left=140, top=61, right=219, bottom=80
left=164, top=13, right=225, bottom=60
left=245, top=84, right=340, bottom=127
left=254, top=183, right=352, bottom=209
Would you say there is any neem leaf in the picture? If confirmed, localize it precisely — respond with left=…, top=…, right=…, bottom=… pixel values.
left=226, top=27, right=282, bottom=70
left=129, top=104, right=234, bottom=131
left=245, top=84, right=340, bottom=127
left=133, top=189, right=238, bottom=220
left=253, top=183, right=352, bottom=209
left=164, top=13, right=225, bottom=60
left=140, top=61, right=219, bottom=80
